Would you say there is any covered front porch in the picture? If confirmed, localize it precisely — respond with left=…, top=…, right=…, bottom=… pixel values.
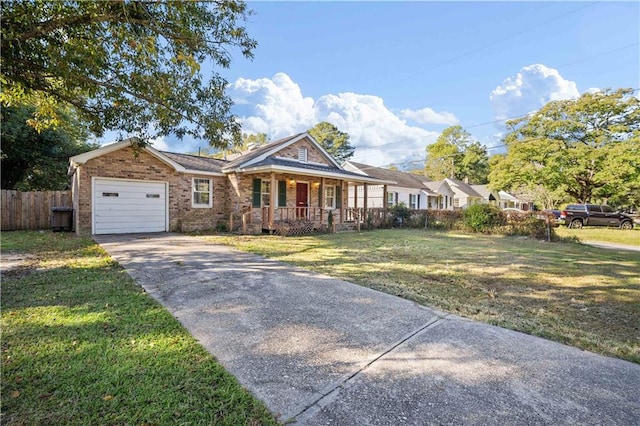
left=228, top=171, right=392, bottom=235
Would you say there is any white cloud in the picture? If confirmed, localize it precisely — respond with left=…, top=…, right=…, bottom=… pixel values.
left=229, top=73, right=439, bottom=167
left=400, top=107, right=459, bottom=125
left=149, top=136, right=169, bottom=151
left=490, top=64, right=580, bottom=121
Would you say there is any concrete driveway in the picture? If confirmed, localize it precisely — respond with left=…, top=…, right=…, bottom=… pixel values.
left=95, top=233, right=640, bottom=425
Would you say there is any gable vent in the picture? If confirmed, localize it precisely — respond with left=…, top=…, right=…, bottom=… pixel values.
left=298, top=147, right=308, bottom=163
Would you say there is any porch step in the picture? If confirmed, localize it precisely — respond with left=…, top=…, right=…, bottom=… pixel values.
left=335, top=222, right=358, bottom=233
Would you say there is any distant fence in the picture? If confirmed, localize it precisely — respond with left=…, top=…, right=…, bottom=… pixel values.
left=1, top=190, right=72, bottom=231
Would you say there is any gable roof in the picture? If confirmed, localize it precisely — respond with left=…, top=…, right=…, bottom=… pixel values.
left=223, top=133, right=341, bottom=171
left=471, top=184, right=498, bottom=201
left=160, top=151, right=226, bottom=174
left=68, top=138, right=226, bottom=176
left=445, top=178, right=483, bottom=198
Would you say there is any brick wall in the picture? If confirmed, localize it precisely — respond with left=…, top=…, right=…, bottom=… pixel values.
left=277, top=139, right=332, bottom=165
left=74, top=146, right=228, bottom=234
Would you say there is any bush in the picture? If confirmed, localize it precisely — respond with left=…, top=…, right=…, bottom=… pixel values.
left=390, top=203, right=411, bottom=227
left=215, top=220, right=229, bottom=232
left=463, top=204, right=502, bottom=233
left=500, top=211, right=556, bottom=240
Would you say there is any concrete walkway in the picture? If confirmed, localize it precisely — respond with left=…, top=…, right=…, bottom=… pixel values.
left=95, top=233, right=640, bottom=425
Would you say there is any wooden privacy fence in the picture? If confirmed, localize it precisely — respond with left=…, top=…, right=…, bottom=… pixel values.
left=1, top=190, right=72, bottom=231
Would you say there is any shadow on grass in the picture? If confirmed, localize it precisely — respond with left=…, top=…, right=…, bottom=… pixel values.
left=1, top=255, right=277, bottom=425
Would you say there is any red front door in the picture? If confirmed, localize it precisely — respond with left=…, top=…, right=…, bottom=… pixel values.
left=296, top=183, right=308, bottom=218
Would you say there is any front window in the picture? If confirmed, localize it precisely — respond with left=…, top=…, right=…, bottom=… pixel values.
left=387, top=192, right=395, bottom=206
left=409, top=194, right=417, bottom=210
left=261, top=180, right=271, bottom=207
left=325, top=185, right=335, bottom=209
left=192, top=178, right=212, bottom=207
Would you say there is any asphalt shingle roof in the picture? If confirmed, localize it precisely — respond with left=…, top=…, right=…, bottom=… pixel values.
left=346, top=161, right=429, bottom=189
left=160, top=151, right=227, bottom=173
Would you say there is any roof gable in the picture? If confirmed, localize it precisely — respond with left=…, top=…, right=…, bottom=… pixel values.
left=223, top=133, right=341, bottom=171
left=445, top=178, right=483, bottom=198
left=69, top=138, right=225, bottom=176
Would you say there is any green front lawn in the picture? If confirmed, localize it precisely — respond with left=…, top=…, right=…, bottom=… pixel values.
left=555, top=226, right=640, bottom=246
left=206, top=229, right=640, bottom=364
left=1, top=231, right=277, bottom=425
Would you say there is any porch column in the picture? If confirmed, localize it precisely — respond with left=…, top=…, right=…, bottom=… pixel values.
left=269, top=172, right=276, bottom=229
left=340, top=181, right=345, bottom=223
left=320, top=177, right=325, bottom=224
left=363, top=183, right=368, bottom=212
left=353, top=184, right=358, bottom=210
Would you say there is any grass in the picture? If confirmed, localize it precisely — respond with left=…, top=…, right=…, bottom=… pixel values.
left=555, top=226, right=640, bottom=246
left=204, top=229, right=640, bottom=364
left=1, top=231, right=278, bottom=426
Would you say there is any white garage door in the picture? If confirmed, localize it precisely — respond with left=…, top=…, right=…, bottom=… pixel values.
left=93, top=178, right=168, bottom=234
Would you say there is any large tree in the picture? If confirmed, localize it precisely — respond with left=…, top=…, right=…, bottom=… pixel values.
left=1, top=0, right=256, bottom=147
left=489, top=88, right=640, bottom=206
left=307, top=122, right=355, bottom=163
left=424, top=125, right=489, bottom=183
left=1, top=104, right=97, bottom=190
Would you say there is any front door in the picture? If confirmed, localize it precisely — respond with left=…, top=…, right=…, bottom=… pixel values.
left=296, top=182, right=308, bottom=218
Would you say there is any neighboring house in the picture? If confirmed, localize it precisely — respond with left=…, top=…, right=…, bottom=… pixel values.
left=471, top=185, right=529, bottom=210
left=343, top=161, right=436, bottom=210
left=441, top=178, right=484, bottom=209
left=68, top=133, right=387, bottom=235
left=423, top=179, right=456, bottom=210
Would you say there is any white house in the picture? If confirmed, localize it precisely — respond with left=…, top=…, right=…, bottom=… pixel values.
left=344, top=161, right=437, bottom=209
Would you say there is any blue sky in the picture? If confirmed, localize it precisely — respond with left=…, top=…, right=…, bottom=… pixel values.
left=124, top=1, right=640, bottom=168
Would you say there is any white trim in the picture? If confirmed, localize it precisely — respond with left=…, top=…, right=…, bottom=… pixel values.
left=324, top=184, right=336, bottom=209
left=69, top=138, right=225, bottom=177
left=91, top=176, right=169, bottom=234
left=235, top=164, right=394, bottom=185
left=192, top=177, right=213, bottom=208
left=225, top=133, right=342, bottom=171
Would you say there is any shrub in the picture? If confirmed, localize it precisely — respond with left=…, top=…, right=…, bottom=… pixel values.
left=390, top=203, right=411, bottom=227
left=215, top=220, right=229, bottom=232
left=463, top=204, right=502, bottom=233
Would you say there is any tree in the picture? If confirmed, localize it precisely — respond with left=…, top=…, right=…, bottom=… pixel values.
left=489, top=88, right=640, bottom=206
left=1, top=1, right=256, bottom=148
left=1, top=104, right=97, bottom=190
left=307, top=122, right=355, bottom=163
left=424, top=125, right=489, bottom=183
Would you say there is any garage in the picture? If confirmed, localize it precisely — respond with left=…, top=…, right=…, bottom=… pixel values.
left=93, top=178, right=168, bottom=234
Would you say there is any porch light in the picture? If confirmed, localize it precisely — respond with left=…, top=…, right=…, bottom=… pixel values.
left=313, top=182, right=320, bottom=188
left=288, top=179, right=295, bottom=188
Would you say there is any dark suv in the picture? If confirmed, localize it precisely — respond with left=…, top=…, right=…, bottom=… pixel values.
left=559, top=204, right=635, bottom=229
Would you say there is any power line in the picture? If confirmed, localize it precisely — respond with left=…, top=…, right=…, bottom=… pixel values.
left=396, top=1, right=601, bottom=83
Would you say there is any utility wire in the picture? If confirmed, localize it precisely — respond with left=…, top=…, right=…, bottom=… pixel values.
left=397, top=1, right=601, bottom=83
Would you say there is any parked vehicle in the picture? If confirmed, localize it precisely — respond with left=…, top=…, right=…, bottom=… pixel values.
left=559, top=204, right=635, bottom=229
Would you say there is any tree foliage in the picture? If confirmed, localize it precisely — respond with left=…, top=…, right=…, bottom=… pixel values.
left=489, top=88, right=640, bottom=206
left=1, top=0, right=256, bottom=148
left=1, top=104, right=97, bottom=190
left=424, top=125, right=489, bottom=183
left=307, top=122, right=355, bottom=163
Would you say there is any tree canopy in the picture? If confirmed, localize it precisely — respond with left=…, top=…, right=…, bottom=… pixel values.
left=424, top=125, right=489, bottom=183
left=489, top=88, right=640, bottom=207
left=1, top=104, right=97, bottom=190
left=1, top=0, right=256, bottom=148
left=307, top=122, right=355, bottom=163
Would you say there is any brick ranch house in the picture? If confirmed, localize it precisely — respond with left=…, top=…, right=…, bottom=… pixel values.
left=68, top=133, right=391, bottom=235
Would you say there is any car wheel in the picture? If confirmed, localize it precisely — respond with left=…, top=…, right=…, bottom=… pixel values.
left=620, top=221, right=634, bottom=230
left=569, top=219, right=583, bottom=229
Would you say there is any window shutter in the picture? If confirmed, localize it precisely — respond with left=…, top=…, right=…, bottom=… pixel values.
left=417, top=194, right=420, bottom=209
left=278, top=180, right=286, bottom=207
left=336, top=185, right=342, bottom=209
left=318, top=182, right=323, bottom=207
left=252, top=178, right=261, bottom=207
